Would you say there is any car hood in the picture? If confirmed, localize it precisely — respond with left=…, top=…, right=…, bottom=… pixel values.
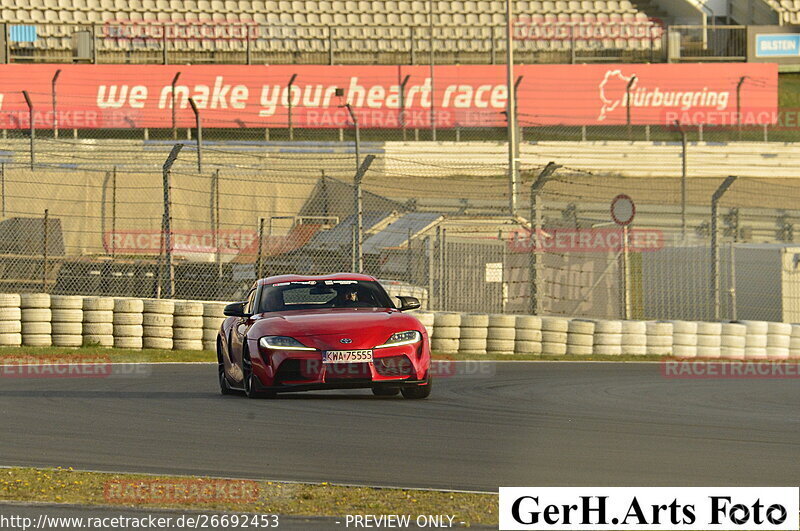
left=249, top=308, right=423, bottom=350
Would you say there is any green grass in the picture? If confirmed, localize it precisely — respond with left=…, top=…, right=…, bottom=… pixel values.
left=0, top=467, right=496, bottom=526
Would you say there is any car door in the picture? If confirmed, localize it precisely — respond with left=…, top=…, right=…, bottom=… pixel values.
left=230, top=285, right=258, bottom=380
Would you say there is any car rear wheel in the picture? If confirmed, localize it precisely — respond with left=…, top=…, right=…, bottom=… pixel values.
left=371, top=386, right=400, bottom=397
left=401, top=376, right=432, bottom=399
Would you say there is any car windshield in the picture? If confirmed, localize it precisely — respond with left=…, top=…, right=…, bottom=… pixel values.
left=258, top=280, right=394, bottom=312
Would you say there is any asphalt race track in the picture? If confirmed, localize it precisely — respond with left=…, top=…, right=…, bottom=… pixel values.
left=0, top=362, right=798, bottom=491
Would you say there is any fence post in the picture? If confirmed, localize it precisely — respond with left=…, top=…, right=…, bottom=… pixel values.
left=625, top=75, right=636, bottom=141
left=352, top=154, right=375, bottom=274
left=287, top=73, right=297, bottom=141
left=22, top=90, right=34, bottom=169
left=111, top=165, right=117, bottom=257
left=212, top=169, right=221, bottom=280
left=674, top=120, right=688, bottom=241
left=711, top=175, right=736, bottom=320
left=171, top=72, right=181, bottom=140
left=529, top=162, right=561, bottom=315
left=188, top=97, right=202, bottom=173
left=0, top=163, right=4, bottom=218
left=51, top=69, right=61, bottom=139
left=257, top=217, right=265, bottom=280
left=160, top=144, right=183, bottom=298
left=42, top=209, right=48, bottom=292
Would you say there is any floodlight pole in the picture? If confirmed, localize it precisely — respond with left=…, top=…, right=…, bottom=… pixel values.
left=506, top=0, right=518, bottom=215
left=528, top=162, right=561, bottom=314
left=711, top=175, right=736, bottom=320
left=189, top=97, right=202, bottom=173
left=736, top=76, right=747, bottom=140
left=171, top=72, right=181, bottom=140
left=51, top=69, right=61, bottom=139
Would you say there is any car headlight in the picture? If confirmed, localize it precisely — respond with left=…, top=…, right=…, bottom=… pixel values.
left=259, top=336, right=315, bottom=351
left=375, top=330, right=422, bottom=349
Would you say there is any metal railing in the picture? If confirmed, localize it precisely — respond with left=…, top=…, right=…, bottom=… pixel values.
left=1, top=22, right=748, bottom=65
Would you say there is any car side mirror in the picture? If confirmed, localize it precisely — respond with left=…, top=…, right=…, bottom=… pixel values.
left=224, top=301, right=251, bottom=318
left=396, top=296, right=420, bottom=312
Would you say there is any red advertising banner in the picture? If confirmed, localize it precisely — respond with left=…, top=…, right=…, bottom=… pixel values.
left=0, top=63, right=777, bottom=129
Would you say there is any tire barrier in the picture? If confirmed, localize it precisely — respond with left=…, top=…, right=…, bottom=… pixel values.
left=458, top=313, right=488, bottom=355
left=20, top=293, right=51, bottom=347
left=720, top=322, right=746, bottom=360
left=567, top=319, right=594, bottom=356
left=82, top=296, right=114, bottom=348
left=696, top=322, right=722, bottom=359
left=740, top=320, right=769, bottom=360
left=766, top=321, right=791, bottom=360
left=671, top=321, right=698, bottom=359
left=789, top=324, right=800, bottom=359
left=593, top=319, right=622, bottom=356
left=486, top=313, right=515, bottom=355
left=541, top=316, right=569, bottom=356
left=173, top=301, right=204, bottom=351
left=431, top=312, right=460, bottom=354
left=51, top=295, right=84, bottom=348
left=0, top=293, right=22, bottom=347
left=621, top=320, right=647, bottom=356
left=413, top=311, right=435, bottom=339
left=202, top=302, right=227, bottom=352
left=112, top=298, right=144, bottom=350
left=515, top=315, right=542, bottom=355
left=646, top=321, right=673, bottom=356
left=142, top=299, right=175, bottom=350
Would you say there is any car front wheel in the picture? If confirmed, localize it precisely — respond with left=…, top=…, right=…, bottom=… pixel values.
left=401, top=376, right=432, bottom=399
left=371, top=386, right=400, bottom=397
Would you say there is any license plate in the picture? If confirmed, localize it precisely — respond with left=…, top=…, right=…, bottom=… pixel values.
left=323, top=350, right=373, bottom=364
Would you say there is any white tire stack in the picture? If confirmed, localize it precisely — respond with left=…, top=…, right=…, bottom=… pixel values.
left=593, top=320, right=622, bottom=356
left=621, top=320, right=647, bottom=356
left=671, top=321, right=698, bottom=359
left=20, top=293, right=51, bottom=347
left=790, top=324, right=800, bottom=359
left=486, top=314, right=515, bottom=355
left=202, top=302, right=227, bottom=352
left=458, top=313, right=488, bottom=355
left=695, top=322, right=722, bottom=359
left=541, top=316, right=569, bottom=356
left=515, top=316, right=542, bottom=355
left=82, top=297, right=114, bottom=347
left=50, top=295, right=84, bottom=348
left=0, top=294, right=22, bottom=346
left=766, top=321, right=791, bottom=360
left=172, top=301, right=204, bottom=350
left=720, top=322, right=746, bottom=360
left=646, top=321, right=673, bottom=356
left=566, top=319, right=594, bottom=356
left=113, top=298, right=144, bottom=349
left=741, top=321, right=768, bottom=360
left=431, top=312, right=460, bottom=354
left=142, top=299, right=174, bottom=350
left=413, top=311, right=434, bottom=339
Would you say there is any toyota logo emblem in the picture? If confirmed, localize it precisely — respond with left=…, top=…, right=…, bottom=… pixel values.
left=340, top=338, right=352, bottom=344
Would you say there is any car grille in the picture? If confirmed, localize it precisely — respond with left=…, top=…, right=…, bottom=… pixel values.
left=275, top=359, right=321, bottom=383
left=374, top=355, right=414, bottom=377
left=325, top=362, right=372, bottom=381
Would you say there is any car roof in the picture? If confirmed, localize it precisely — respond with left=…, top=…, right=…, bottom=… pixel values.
left=258, top=273, right=378, bottom=286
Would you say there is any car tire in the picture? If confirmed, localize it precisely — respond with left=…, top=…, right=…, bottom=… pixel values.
left=371, top=386, right=400, bottom=397
left=242, top=351, right=275, bottom=399
left=401, top=376, right=431, bottom=399
left=218, top=345, right=234, bottom=396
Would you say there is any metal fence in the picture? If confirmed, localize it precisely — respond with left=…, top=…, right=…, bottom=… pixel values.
left=1, top=22, right=745, bottom=65
left=2, top=133, right=800, bottom=321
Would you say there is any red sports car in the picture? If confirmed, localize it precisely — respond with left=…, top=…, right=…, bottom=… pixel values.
left=216, top=273, right=432, bottom=399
